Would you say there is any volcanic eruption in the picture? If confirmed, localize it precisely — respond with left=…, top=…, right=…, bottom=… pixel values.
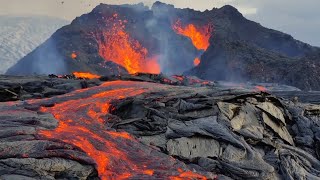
left=6, top=2, right=320, bottom=91
left=172, top=20, right=212, bottom=51
left=97, top=13, right=160, bottom=74
left=2, top=2, right=320, bottom=180
left=172, top=20, right=212, bottom=68
left=6, top=2, right=211, bottom=77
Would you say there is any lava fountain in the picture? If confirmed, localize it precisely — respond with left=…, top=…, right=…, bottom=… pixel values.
left=97, top=14, right=160, bottom=74
left=172, top=20, right=212, bottom=67
left=172, top=20, right=212, bottom=51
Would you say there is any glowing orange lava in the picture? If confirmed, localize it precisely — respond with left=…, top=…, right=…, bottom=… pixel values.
left=38, top=85, right=151, bottom=179
left=97, top=14, right=160, bottom=74
left=255, top=85, right=267, bottom=92
left=30, top=81, right=206, bottom=179
left=71, top=52, right=77, bottom=59
left=194, top=58, right=201, bottom=66
left=169, top=168, right=207, bottom=180
left=73, top=72, right=101, bottom=79
left=173, top=20, right=212, bottom=50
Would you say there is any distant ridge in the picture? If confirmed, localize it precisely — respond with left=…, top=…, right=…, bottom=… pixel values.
left=0, top=15, right=68, bottom=73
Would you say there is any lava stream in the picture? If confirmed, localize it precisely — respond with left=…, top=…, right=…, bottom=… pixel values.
left=73, top=72, right=101, bottom=79
left=31, top=81, right=206, bottom=180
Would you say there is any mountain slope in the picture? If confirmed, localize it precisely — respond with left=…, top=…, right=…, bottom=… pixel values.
left=0, top=16, right=68, bottom=74
left=180, top=4, right=320, bottom=90
left=6, top=2, right=320, bottom=90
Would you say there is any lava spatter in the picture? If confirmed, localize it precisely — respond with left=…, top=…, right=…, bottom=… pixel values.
left=172, top=20, right=212, bottom=51
left=97, top=14, right=160, bottom=74
left=194, top=58, right=201, bottom=66
left=71, top=52, right=77, bottom=59
left=32, top=81, right=206, bottom=180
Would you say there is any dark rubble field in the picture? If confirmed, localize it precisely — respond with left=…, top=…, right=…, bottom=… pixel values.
left=0, top=74, right=320, bottom=180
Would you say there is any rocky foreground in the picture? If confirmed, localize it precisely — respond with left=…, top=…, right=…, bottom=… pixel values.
left=0, top=75, right=320, bottom=179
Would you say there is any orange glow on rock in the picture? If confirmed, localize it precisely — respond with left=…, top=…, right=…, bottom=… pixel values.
left=255, top=85, right=267, bottom=92
left=194, top=58, right=201, bottom=66
left=73, top=72, right=101, bottom=79
left=172, top=75, right=184, bottom=82
left=143, top=170, right=154, bottom=176
left=169, top=170, right=207, bottom=180
left=97, top=14, right=160, bottom=74
left=173, top=20, right=212, bottom=51
left=71, top=52, right=77, bottom=59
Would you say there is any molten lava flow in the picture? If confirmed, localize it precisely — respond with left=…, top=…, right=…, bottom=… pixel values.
left=97, top=14, right=160, bottom=74
left=39, top=87, right=145, bottom=179
left=172, top=75, right=213, bottom=86
left=172, top=75, right=185, bottom=82
left=73, top=72, right=101, bottom=79
left=71, top=52, right=77, bottom=59
left=172, top=20, right=212, bottom=51
left=32, top=81, right=206, bottom=179
left=169, top=168, right=207, bottom=180
left=194, top=58, right=201, bottom=66
left=255, top=85, right=267, bottom=92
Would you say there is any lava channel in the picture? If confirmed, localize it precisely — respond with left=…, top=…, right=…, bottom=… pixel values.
left=27, top=81, right=207, bottom=180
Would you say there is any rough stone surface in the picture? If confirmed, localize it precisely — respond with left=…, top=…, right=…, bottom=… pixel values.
left=167, top=137, right=220, bottom=159
left=0, top=75, right=101, bottom=102
left=0, top=76, right=320, bottom=179
left=257, top=102, right=286, bottom=125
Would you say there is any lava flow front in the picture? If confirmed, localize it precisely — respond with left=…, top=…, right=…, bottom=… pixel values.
left=172, top=20, right=212, bottom=51
left=73, top=72, right=101, bottom=79
left=28, top=81, right=206, bottom=180
left=97, top=14, right=160, bottom=74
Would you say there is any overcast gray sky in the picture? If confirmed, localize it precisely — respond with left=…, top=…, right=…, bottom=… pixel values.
left=0, top=0, right=319, bottom=46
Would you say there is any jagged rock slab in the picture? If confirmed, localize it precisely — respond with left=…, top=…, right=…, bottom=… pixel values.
left=110, top=84, right=320, bottom=179
left=167, top=137, right=220, bottom=159
left=0, top=75, right=101, bottom=102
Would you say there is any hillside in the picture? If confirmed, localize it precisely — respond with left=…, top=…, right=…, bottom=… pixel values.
left=0, top=16, right=68, bottom=74
left=6, top=2, right=320, bottom=90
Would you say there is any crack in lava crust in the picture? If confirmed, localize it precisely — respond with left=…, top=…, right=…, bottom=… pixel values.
left=30, top=81, right=206, bottom=180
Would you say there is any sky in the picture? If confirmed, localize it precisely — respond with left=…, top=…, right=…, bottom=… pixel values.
left=0, top=0, right=319, bottom=46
